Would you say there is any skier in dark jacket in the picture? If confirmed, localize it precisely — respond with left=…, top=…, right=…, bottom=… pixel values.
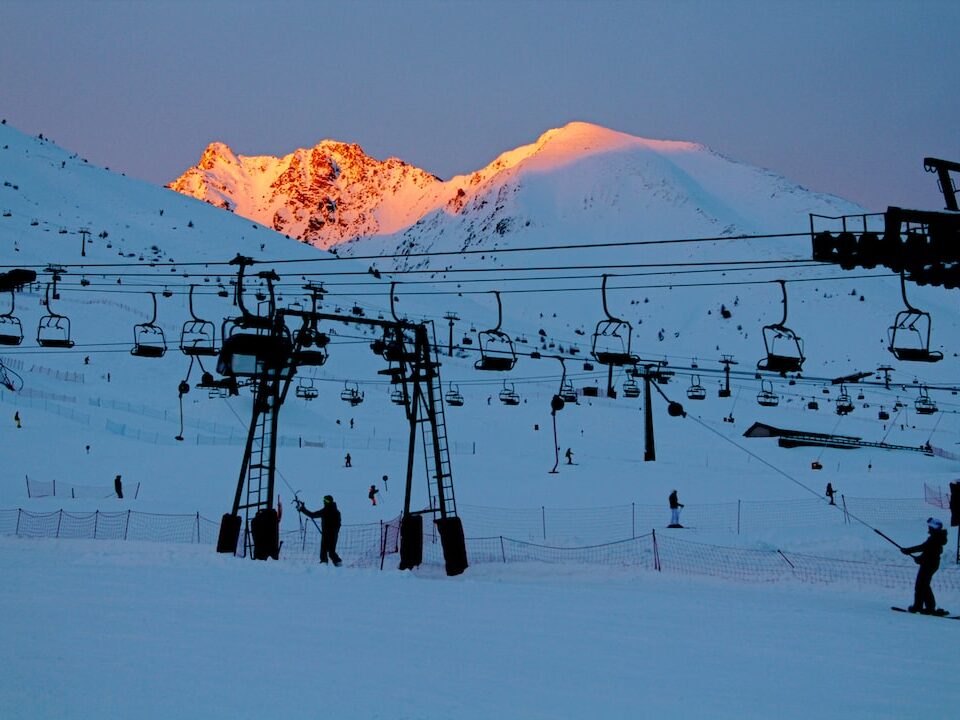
left=901, top=517, right=948, bottom=614
left=298, top=495, right=342, bottom=566
left=668, top=490, right=684, bottom=527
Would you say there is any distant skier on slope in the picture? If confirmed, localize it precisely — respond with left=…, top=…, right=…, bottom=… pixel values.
left=900, top=518, right=948, bottom=614
left=668, top=490, right=684, bottom=528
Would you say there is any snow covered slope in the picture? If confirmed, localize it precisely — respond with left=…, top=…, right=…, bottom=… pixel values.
left=168, top=121, right=865, bottom=255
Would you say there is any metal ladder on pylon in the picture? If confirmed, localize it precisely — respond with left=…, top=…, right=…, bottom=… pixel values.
left=238, top=378, right=277, bottom=554
left=418, top=324, right=457, bottom=518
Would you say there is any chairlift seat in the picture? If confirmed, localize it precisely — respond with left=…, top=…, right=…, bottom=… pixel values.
left=622, top=379, right=641, bottom=398
left=889, top=347, right=943, bottom=363
left=757, top=353, right=804, bottom=374
left=445, top=388, right=465, bottom=407
left=807, top=400, right=819, bottom=410
left=180, top=319, right=217, bottom=356
left=499, top=392, right=520, bottom=406
left=0, top=316, right=23, bottom=345
left=391, top=389, right=406, bottom=405
left=475, top=329, right=517, bottom=372
left=686, top=385, right=707, bottom=401
left=132, top=325, right=167, bottom=358
left=37, top=316, right=74, bottom=348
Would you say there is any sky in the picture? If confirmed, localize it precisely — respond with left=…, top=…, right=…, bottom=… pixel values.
left=1, top=0, right=958, bottom=212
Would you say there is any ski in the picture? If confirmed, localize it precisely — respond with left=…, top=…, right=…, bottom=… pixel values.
left=891, top=607, right=959, bottom=619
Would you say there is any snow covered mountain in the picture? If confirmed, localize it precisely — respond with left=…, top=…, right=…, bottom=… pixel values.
left=168, top=122, right=864, bottom=260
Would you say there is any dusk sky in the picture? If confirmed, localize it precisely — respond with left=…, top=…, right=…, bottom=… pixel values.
left=2, top=0, right=957, bottom=212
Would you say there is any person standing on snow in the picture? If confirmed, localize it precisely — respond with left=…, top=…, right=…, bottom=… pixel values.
left=668, top=490, right=684, bottom=527
left=344, top=452, right=352, bottom=468
left=368, top=484, right=379, bottom=506
left=298, top=495, right=342, bottom=566
left=901, top=517, right=948, bottom=614
left=14, top=411, right=21, bottom=429
left=825, top=482, right=837, bottom=505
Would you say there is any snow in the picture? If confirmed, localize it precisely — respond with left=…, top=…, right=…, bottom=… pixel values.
left=1, top=120, right=958, bottom=718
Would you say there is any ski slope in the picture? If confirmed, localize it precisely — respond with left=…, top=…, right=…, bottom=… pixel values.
left=1, top=121, right=958, bottom=718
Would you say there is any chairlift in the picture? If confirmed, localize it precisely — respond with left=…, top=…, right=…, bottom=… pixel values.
left=445, top=383, right=465, bottom=407
left=757, top=280, right=805, bottom=374
left=131, top=292, right=167, bottom=358
left=561, top=379, right=579, bottom=402
left=295, top=377, right=319, bottom=401
left=340, top=381, right=364, bottom=406
left=461, top=335, right=473, bottom=346
left=475, top=291, right=517, bottom=371
left=807, top=399, right=820, bottom=410
left=915, top=387, right=938, bottom=415
left=623, top=378, right=641, bottom=399
left=498, top=381, right=521, bottom=406
left=180, top=285, right=217, bottom=356
left=0, top=290, right=24, bottom=345
left=888, top=271, right=943, bottom=362
left=835, top=385, right=854, bottom=415
left=756, top=380, right=779, bottom=407
left=390, top=387, right=406, bottom=405
left=591, top=275, right=638, bottom=366
left=878, top=407, right=890, bottom=421
left=686, top=375, right=707, bottom=401
left=37, top=280, right=75, bottom=348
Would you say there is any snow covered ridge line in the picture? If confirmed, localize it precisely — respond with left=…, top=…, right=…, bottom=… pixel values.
left=3, top=508, right=956, bottom=594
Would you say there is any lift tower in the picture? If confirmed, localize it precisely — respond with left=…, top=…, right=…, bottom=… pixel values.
left=212, top=260, right=467, bottom=575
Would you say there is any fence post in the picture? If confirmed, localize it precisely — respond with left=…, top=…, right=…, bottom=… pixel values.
left=196, top=512, right=200, bottom=543
left=737, top=500, right=741, bottom=535
left=841, top=494, right=850, bottom=524
left=651, top=529, right=661, bottom=571
left=541, top=506, right=546, bottom=542
left=379, top=521, right=386, bottom=571
left=125, top=510, right=130, bottom=540
left=631, top=502, right=635, bottom=539
left=53, top=478, right=56, bottom=497
left=56, top=510, right=62, bottom=538
left=16, top=508, right=21, bottom=536
left=777, top=549, right=795, bottom=570
left=25, top=475, right=30, bottom=498
left=500, top=536, right=506, bottom=563
left=94, top=510, right=99, bottom=539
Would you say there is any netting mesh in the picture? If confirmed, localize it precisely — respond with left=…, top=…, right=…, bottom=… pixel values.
left=3, top=507, right=958, bottom=597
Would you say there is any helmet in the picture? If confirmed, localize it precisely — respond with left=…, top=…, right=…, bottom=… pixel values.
left=928, top=517, right=943, bottom=530
left=323, top=495, right=334, bottom=504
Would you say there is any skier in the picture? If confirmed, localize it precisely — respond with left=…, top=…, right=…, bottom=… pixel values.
left=344, top=452, right=352, bottom=468
left=298, top=495, right=342, bottom=566
left=668, top=490, right=684, bottom=528
left=565, top=448, right=574, bottom=465
left=114, top=474, right=123, bottom=499
left=825, top=482, right=836, bottom=505
left=368, top=484, right=379, bottom=506
left=900, top=517, right=948, bottom=614
left=14, top=410, right=21, bottom=429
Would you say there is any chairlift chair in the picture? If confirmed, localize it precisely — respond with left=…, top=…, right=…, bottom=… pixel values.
left=0, top=290, right=24, bottom=345
left=756, top=380, right=779, bottom=407
left=888, top=272, right=943, bottom=363
left=619, top=378, right=639, bottom=398
left=131, top=292, right=167, bottom=358
left=36, top=280, right=75, bottom=348
left=915, top=387, right=938, bottom=415
left=591, top=275, right=639, bottom=366
left=807, top=399, right=820, bottom=410
left=340, top=381, right=364, bottom=406
left=835, top=385, right=854, bottom=415
left=445, top=383, right=465, bottom=407
left=295, top=377, right=319, bottom=401
left=475, top=292, right=517, bottom=371
left=498, top=381, right=521, bottom=406
left=390, top=387, right=406, bottom=405
left=757, top=281, right=805, bottom=374
left=180, top=285, right=217, bottom=356
left=878, top=407, right=890, bottom=420
left=686, top=375, right=707, bottom=401
left=561, top=380, right=579, bottom=402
